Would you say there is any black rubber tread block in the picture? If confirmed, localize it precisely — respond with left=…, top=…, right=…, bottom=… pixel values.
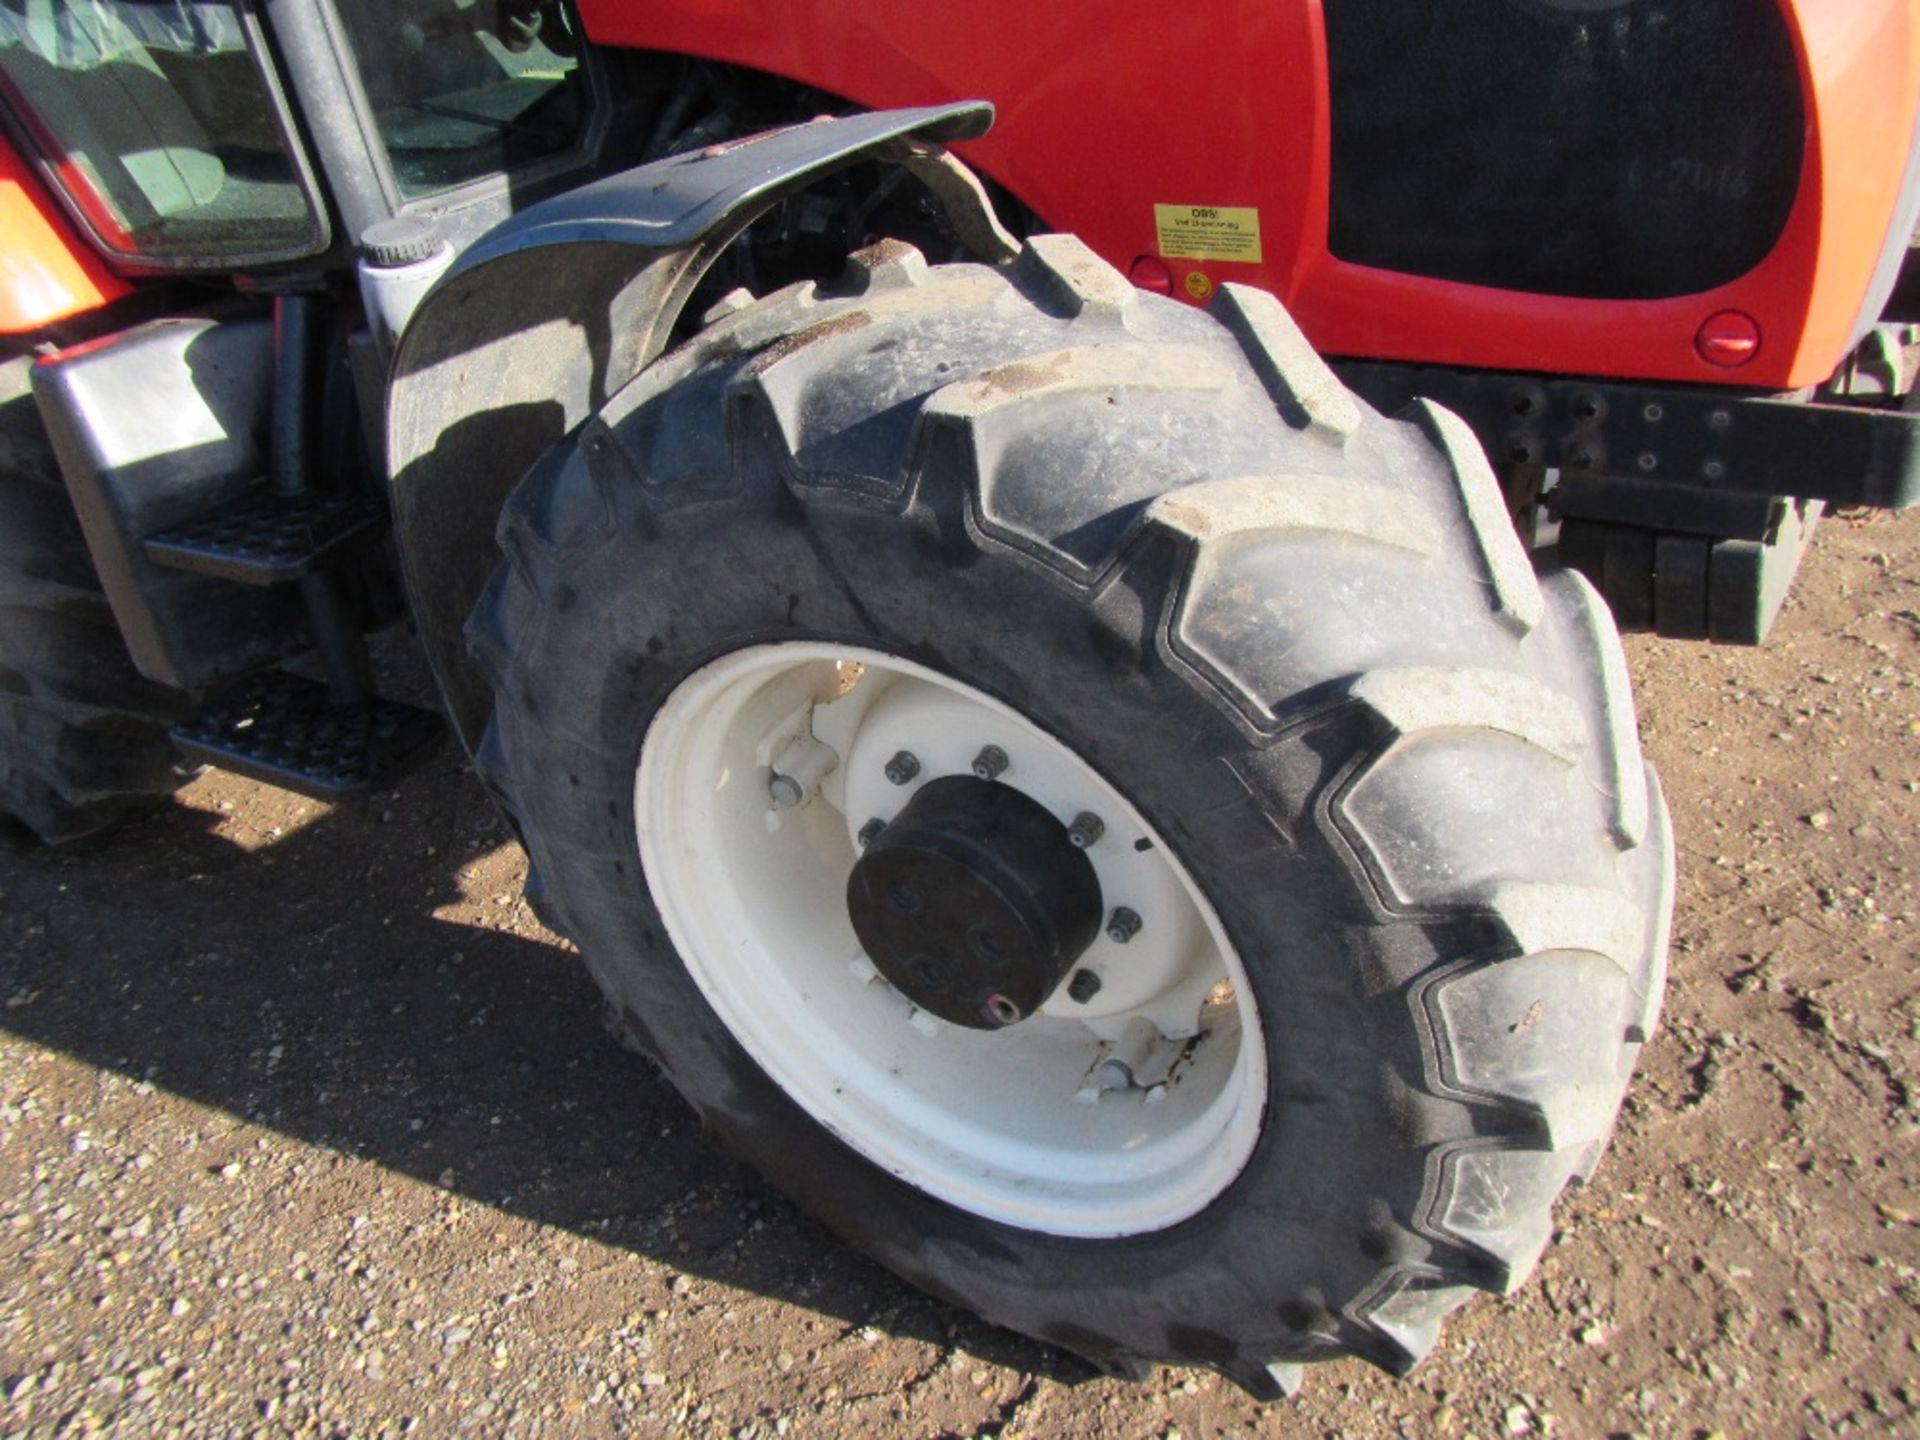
left=1653, top=533, right=1711, bottom=641
left=1601, top=524, right=1657, bottom=631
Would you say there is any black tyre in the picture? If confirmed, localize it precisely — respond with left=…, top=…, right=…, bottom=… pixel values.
left=0, top=356, right=187, bottom=842
left=468, top=237, right=1674, bottom=1395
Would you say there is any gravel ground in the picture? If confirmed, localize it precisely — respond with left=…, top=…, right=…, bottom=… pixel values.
left=1, top=509, right=1916, bottom=1439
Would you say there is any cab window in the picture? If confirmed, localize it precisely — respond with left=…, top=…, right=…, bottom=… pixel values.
left=329, top=0, right=588, bottom=201
left=0, top=0, right=326, bottom=263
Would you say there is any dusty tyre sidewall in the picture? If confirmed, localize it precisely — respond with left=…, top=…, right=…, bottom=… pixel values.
left=497, top=476, right=1442, bottom=1371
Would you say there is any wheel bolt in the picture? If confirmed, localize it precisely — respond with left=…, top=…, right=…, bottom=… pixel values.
left=884, top=750, right=921, bottom=785
left=769, top=735, right=837, bottom=809
left=857, top=818, right=886, bottom=849
left=1107, top=906, right=1142, bottom=944
left=1067, top=811, right=1105, bottom=849
left=971, top=745, right=1009, bottom=781
left=1067, top=969, right=1102, bottom=1003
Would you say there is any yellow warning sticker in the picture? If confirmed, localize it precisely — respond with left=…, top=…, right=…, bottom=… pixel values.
left=1155, top=204, right=1264, bottom=264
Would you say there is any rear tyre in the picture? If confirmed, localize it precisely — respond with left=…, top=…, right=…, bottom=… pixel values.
left=468, top=238, right=1675, bottom=1394
left=0, top=357, right=186, bottom=842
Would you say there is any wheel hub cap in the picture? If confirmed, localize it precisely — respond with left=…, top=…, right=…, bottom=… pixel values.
left=847, top=775, right=1103, bottom=1028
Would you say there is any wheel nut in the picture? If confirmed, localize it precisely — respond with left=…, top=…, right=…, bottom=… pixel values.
left=884, top=750, right=921, bottom=785
left=982, top=993, right=1023, bottom=1028
left=857, top=818, right=886, bottom=849
left=971, top=745, right=1009, bottom=781
left=1067, top=969, right=1102, bottom=1003
left=1107, top=907, right=1142, bottom=944
left=1067, top=811, right=1105, bottom=849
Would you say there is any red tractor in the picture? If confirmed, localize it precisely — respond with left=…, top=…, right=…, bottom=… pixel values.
left=2, top=0, right=1915, bottom=1401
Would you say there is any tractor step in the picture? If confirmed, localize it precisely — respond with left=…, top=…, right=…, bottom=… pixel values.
left=172, top=670, right=444, bottom=800
left=144, top=487, right=383, bottom=586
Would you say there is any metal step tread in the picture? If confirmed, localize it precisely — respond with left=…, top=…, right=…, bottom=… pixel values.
left=144, top=488, right=383, bottom=585
left=173, top=670, right=444, bottom=800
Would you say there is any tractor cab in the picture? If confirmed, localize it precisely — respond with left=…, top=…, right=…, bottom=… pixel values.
left=0, top=0, right=598, bottom=283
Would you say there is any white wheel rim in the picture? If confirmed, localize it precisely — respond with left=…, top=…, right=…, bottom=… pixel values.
left=635, top=642, right=1266, bottom=1237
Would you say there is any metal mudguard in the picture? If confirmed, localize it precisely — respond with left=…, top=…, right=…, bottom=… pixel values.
left=386, top=103, right=995, bottom=752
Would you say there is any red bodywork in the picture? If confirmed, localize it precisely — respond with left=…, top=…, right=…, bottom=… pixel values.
left=4, top=0, right=1915, bottom=393
left=580, top=0, right=1919, bottom=392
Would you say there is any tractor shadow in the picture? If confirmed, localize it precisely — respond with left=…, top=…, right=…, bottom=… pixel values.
left=0, top=740, right=1089, bottom=1388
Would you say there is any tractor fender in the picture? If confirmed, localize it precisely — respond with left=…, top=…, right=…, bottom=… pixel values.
left=385, top=102, right=995, bottom=753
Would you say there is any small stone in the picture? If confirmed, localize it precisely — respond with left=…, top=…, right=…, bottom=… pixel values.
left=1506, top=1402, right=1535, bottom=1435
left=1577, top=1324, right=1607, bottom=1346
left=1806, top=811, right=1832, bottom=830
left=1877, top=1203, right=1917, bottom=1226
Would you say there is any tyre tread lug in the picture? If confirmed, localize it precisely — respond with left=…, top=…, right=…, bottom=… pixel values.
left=1215, top=1358, right=1305, bottom=1402
left=1544, top=570, right=1651, bottom=849
left=1341, top=666, right=1587, bottom=764
left=1404, top=398, right=1544, bottom=636
left=1017, top=232, right=1137, bottom=320
left=1210, top=282, right=1361, bottom=444
left=840, top=237, right=931, bottom=294
left=1353, top=1270, right=1470, bottom=1376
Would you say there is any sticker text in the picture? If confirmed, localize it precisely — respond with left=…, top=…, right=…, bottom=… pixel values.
left=1154, top=204, right=1263, bottom=264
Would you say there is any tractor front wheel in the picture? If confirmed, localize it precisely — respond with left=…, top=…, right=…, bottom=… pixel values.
left=467, top=237, right=1674, bottom=1394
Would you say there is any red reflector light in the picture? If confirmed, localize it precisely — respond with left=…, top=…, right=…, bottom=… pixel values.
left=1128, top=255, right=1174, bottom=295
left=1696, top=310, right=1761, bottom=367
